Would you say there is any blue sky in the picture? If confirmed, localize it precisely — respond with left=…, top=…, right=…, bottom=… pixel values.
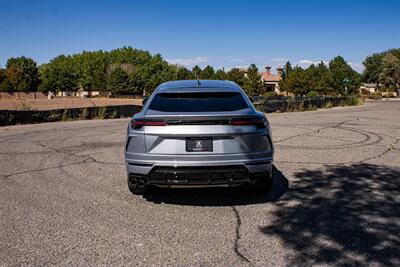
left=0, top=0, right=399, bottom=72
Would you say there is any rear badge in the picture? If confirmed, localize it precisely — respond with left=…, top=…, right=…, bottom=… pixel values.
left=186, top=138, right=213, bottom=152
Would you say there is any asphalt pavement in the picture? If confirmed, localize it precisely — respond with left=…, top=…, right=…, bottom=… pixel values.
left=1, top=101, right=399, bottom=266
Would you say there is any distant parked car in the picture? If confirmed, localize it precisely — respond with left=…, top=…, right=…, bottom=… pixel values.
left=124, top=80, right=274, bottom=194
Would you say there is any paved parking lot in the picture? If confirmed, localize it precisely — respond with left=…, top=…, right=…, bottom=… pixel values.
left=1, top=101, right=399, bottom=266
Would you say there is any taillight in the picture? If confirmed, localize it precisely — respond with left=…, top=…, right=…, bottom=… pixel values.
left=131, top=119, right=166, bottom=129
left=230, top=118, right=266, bottom=128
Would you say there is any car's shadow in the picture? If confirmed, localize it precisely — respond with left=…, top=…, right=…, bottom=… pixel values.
left=142, top=166, right=288, bottom=206
left=259, top=163, right=400, bottom=266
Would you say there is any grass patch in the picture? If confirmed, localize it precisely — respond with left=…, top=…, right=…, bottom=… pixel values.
left=61, top=109, right=69, bottom=121
left=96, top=106, right=107, bottom=119
left=79, top=108, right=89, bottom=120
left=307, top=104, right=317, bottom=111
left=324, top=101, right=333, bottom=109
left=17, top=101, right=34, bottom=111
left=110, top=109, right=118, bottom=119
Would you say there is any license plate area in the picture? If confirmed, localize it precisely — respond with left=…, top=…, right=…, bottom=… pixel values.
left=186, top=137, right=213, bottom=152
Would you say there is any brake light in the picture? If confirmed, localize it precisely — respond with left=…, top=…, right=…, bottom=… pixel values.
left=230, top=118, right=265, bottom=128
left=131, top=119, right=166, bottom=129
left=142, top=121, right=167, bottom=126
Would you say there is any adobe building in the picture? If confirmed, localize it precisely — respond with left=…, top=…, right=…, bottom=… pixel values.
left=259, top=66, right=282, bottom=94
left=239, top=66, right=283, bottom=94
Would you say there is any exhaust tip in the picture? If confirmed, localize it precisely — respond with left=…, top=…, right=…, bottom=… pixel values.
left=129, top=177, right=138, bottom=185
left=137, top=179, right=146, bottom=189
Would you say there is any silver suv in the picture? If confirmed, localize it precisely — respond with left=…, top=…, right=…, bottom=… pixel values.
left=124, top=80, right=274, bottom=194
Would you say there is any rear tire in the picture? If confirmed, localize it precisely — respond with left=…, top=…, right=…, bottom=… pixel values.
left=127, top=176, right=148, bottom=195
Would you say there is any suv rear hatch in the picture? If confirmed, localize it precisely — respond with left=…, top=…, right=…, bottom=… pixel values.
left=134, top=91, right=271, bottom=154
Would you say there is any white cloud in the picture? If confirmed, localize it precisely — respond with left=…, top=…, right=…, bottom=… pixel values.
left=299, top=59, right=315, bottom=65
left=230, top=65, right=249, bottom=69
left=166, top=56, right=210, bottom=67
left=298, top=59, right=328, bottom=65
left=349, top=62, right=364, bottom=73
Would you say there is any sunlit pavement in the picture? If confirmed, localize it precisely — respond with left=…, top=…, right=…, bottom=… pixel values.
left=1, top=101, right=399, bottom=266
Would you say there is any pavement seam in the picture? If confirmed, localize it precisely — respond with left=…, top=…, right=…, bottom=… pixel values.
left=358, top=137, right=399, bottom=163
left=33, top=140, right=124, bottom=166
left=0, top=141, right=124, bottom=181
left=231, top=205, right=253, bottom=265
left=0, top=161, right=89, bottom=180
left=276, top=136, right=398, bottom=166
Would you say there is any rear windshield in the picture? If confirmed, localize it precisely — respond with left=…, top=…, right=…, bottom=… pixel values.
left=148, top=92, right=249, bottom=112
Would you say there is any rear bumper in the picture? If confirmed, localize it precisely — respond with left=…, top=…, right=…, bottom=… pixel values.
left=125, top=152, right=273, bottom=187
left=128, top=164, right=272, bottom=187
left=125, top=151, right=273, bottom=174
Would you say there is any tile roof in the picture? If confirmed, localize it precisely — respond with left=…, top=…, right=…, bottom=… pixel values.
left=260, top=71, right=281, bottom=82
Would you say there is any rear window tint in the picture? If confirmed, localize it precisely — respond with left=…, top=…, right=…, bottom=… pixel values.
left=148, top=92, right=249, bottom=112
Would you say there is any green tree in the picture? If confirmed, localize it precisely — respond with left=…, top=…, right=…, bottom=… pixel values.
left=214, top=69, right=227, bottom=80
left=282, top=66, right=309, bottom=95
left=281, top=61, right=293, bottom=79
left=108, top=67, right=129, bottom=95
left=329, top=56, right=361, bottom=95
left=201, top=65, right=215, bottom=79
left=38, top=46, right=175, bottom=94
left=226, top=68, right=245, bottom=86
left=5, top=57, right=39, bottom=91
left=363, top=52, right=384, bottom=83
left=39, top=55, right=78, bottom=92
left=0, top=68, right=6, bottom=84
left=176, top=67, right=194, bottom=80
left=278, top=61, right=294, bottom=93
left=379, top=53, right=400, bottom=94
left=0, top=78, right=13, bottom=92
left=305, top=62, right=333, bottom=95
left=243, top=64, right=262, bottom=96
left=0, top=68, right=10, bottom=92
left=363, top=48, right=400, bottom=84
left=192, top=65, right=202, bottom=79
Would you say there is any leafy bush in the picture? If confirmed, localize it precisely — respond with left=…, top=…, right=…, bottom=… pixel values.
left=369, top=92, right=382, bottom=99
left=324, top=101, right=333, bottom=109
left=96, top=106, right=107, bottom=119
left=79, top=108, right=89, bottom=120
left=306, top=91, right=320, bottom=97
left=307, top=104, right=317, bottom=111
left=262, top=91, right=278, bottom=97
left=61, top=109, right=69, bottom=121
left=0, top=78, right=13, bottom=92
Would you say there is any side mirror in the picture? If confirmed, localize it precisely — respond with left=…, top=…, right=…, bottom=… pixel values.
left=142, top=97, right=148, bottom=106
left=249, top=96, right=255, bottom=103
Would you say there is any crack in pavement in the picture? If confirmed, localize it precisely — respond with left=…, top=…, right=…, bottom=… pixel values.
left=0, top=141, right=124, bottom=181
left=274, top=117, right=359, bottom=144
left=358, top=137, right=399, bottom=163
left=0, top=161, right=90, bottom=180
left=276, top=134, right=399, bottom=165
left=276, top=125, right=383, bottom=150
left=231, top=205, right=253, bottom=265
left=33, top=140, right=124, bottom=166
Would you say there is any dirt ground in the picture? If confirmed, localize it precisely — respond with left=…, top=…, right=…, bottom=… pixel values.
left=0, top=98, right=143, bottom=110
